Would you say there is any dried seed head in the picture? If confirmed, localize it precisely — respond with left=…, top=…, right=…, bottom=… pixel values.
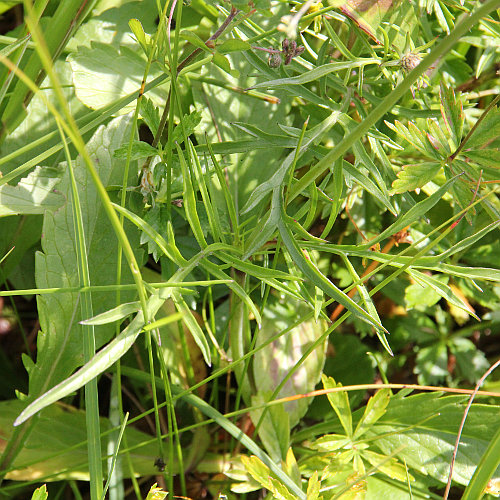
left=268, top=52, right=282, bottom=68
left=400, top=52, right=422, bottom=72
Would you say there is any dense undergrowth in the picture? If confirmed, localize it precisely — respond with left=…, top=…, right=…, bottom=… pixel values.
left=0, top=0, right=500, bottom=498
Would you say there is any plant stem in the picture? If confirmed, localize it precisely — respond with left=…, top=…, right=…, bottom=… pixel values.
left=150, top=6, right=240, bottom=151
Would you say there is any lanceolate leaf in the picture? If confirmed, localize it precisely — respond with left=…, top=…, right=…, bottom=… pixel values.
left=171, top=291, right=211, bottom=366
left=16, top=243, right=210, bottom=425
left=80, top=301, right=141, bottom=326
left=278, top=210, right=387, bottom=334
left=15, top=294, right=166, bottom=425
left=250, top=59, right=379, bottom=90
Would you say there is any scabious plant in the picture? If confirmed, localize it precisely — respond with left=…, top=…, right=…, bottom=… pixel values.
left=0, top=0, right=499, bottom=499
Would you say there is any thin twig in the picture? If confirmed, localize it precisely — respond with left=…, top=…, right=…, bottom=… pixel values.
left=145, top=6, right=240, bottom=160
left=443, top=358, right=500, bottom=500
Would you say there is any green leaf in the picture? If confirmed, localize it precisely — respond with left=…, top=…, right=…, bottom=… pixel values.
left=451, top=338, right=489, bottom=383
left=140, top=204, right=169, bottom=261
left=243, top=189, right=281, bottom=259
left=439, top=81, right=463, bottom=148
left=368, top=175, right=458, bottom=249
left=385, top=120, right=440, bottom=160
left=408, top=269, right=479, bottom=320
left=242, top=111, right=341, bottom=214
left=327, top=0, right=406, bottom=45
left=30, top=485, right=48, bottom=500
left=113, top=140, right=159, bottom=160
left=464, top=105, right=500, bottom=149
left=340, top=254, right=392, bottom=355
left=16, top=293, right=169, bottom=425
left=390, top=162, right=442, bottom=194
left=250, top=393, right=290, bottom=462
left=68, top=42, right=169, bottom=113
left=404, top=280, right=442, bottom=309
left=415, top=343, right=448, bottom=385
left=371, top=393, right=500, bottom=486
left=15, top=244, right=212, bottom=424
left=112, top=202, right=187, bottom=266
left=193, top=50, right=291, bottom=215
left=176, top=144, right=207, bottom=248
left=0, top=166, right=65, bottom=216
left=354, top=389, right=391, bottom=439
left=200, top=257, right=262, bottom=326
left=1, top=398, right=162, bottom=480
left=179, top=30, right=211, bottom=53
left=241, top=456, right=297, bottom=500
left=241, top=152, right=295, bottom=215
left=219, top=251, right=300, bottom=282
left=145, top=484, right=168, bottom=500
left=212, top=51, right=234, bottom=76
left=0, top=31, right=29, bottom=56
left=311, top=433, right=351, bottom=452
left=427, top=117, right=452, bottom=155
left=140, top=97, right=161, bottom=136
left=464, top=149, right=500, bottom=170
left=0, top=215, right=41, bottom=283
left=68, top=0, right=159, bottom=51
left=217, top=39, right=251, bottom=54
left=80, top=301, right=141, bottom=325
left=350, top=143, right=396, bottom=215
left=129, top=18, right=150, bottom=54
left=322, top=375, right=352, bottom=437
left=362, top=450, right=411, bottom=482
left=171, top=110, right=203, bottom=145
left=306, top=471, right=322, bottom=500
left=171, top=291, right=211, bottom=366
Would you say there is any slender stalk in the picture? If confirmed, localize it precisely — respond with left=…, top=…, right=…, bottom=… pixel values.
left=58, top=120, right=103, bottom=499
left=150, top=6, right=240, bottom=152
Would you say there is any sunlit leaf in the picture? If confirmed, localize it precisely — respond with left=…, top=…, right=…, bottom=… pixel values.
left=0, top=166, right=65, bottom=216
left=253, top=298, right=327, bottom=428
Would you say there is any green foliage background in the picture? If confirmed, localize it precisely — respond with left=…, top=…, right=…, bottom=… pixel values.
left=0, top=0, right=499, bottom=498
